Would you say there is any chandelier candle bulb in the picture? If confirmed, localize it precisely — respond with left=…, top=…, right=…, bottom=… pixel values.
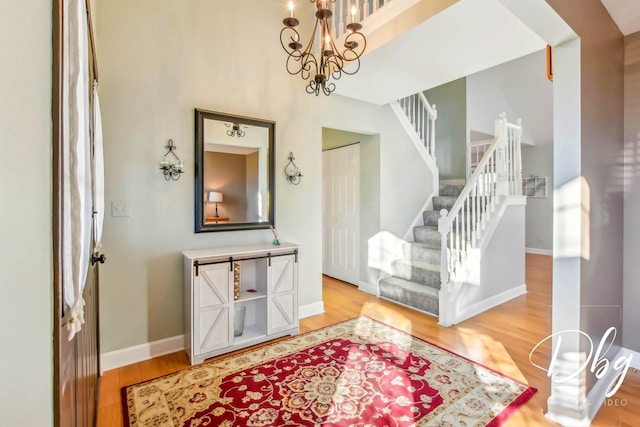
left=288, top=1, right=294, bottom=18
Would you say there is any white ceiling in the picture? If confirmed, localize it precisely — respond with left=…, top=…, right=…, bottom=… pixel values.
left=334, top=0, right=638, bottom=105
left=601, top=0, right=640, bottom=36
left=335, top=0, right=547, bottom=104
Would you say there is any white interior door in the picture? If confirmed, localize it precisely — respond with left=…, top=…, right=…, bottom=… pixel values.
left=323, top=144, right=360, bottom=284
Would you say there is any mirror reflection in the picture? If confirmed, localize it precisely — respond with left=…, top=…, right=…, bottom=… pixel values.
left=195, top=109, right=275, bottom=232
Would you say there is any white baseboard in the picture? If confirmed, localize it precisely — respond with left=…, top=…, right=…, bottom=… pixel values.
left=358, top=281, right=378, bottom=295
left=526, top=247, right=553, bottom=256
left=454, top=284, right=527, bottom=325
left=547, top=346, right=640, bottom=424
left=299, top=301, right=324, bottom=319
left=101, top=301, right=326, bottom=373
left=101, top=334, right=185, bottom=373
left=585, top=347, right=632, bottom=421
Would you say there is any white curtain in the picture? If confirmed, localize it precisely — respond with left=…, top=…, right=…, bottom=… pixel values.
left=63, top=0, right=93, bottom=340
left=92, top=82, right=105, bottom=252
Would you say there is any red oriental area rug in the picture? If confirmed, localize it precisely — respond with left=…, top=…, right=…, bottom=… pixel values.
left=122, top=316, right=536, bottom=426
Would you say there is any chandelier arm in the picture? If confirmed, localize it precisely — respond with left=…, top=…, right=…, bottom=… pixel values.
left=342, top=31, right=367, bottom=59
left=323, top=81, right=335, bottom=95
left=306, top=79, right=318, bottom=95
left=300, top=52, right=318, bottom=81
left=324, top=55, right=344, bottom=80
left=280, top=27, right=301, bottom=54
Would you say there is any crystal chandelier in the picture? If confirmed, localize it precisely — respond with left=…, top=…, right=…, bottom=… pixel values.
left=280, top=0, right=366, bottom=96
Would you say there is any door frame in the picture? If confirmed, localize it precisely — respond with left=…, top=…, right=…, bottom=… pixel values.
left=52, top=0, right=65, bottom=424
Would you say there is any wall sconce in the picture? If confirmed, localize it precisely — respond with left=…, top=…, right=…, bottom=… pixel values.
left=159, top=139, right=184, bottom=181
left=285, top=152, right=302, bottom=185
left=208, top=191, right=223, bottom=217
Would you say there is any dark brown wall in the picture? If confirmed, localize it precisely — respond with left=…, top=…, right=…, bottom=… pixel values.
left=204, top=152, right=248, bottom=221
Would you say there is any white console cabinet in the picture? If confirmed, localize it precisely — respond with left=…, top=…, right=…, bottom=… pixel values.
left=183, top=243, right=299, bottom=364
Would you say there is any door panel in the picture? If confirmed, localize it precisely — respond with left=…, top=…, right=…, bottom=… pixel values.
left=58, top=321, right=76, bottom=427
left=270, top=257, right=295, bottom=294
left=269, top=293, right=295, bottom=331
left=323, top=144, right=360, bottom=284
left=195, top=264, right=232, bottom=353
left=58, top=262, right=99, bottom=427
left=268, top=255, right=297, bottom=334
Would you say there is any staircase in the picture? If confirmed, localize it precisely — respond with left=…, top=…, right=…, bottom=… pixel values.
left=382, top=93, right=525, bottom=324
left=378, top=182, right=465, bottom=316
left=331, top=0, right=526, bottom=325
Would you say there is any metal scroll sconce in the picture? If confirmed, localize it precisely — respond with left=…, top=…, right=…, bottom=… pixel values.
left=285, top=152, right=302, bottom=185
left=159, top=139, right=184, bottom=181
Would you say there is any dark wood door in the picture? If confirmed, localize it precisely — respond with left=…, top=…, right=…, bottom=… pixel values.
left=58, top=262, right=99, bottom=427
left=53, top=0, right=101, bottom=425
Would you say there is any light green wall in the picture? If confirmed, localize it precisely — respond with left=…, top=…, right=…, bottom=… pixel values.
left=424, top=77, right=467, bottom=180
left=0, top=1, right=53, bottom=426
left=97, top=0, right=431, bottom=353
left=521, top=143, right=554, bottom=251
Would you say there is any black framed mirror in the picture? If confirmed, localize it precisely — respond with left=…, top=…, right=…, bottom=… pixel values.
left=194, top=109, right=275, bottom=232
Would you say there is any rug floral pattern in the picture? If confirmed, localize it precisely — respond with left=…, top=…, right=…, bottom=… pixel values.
left=123, top=316, right=535, bottom=426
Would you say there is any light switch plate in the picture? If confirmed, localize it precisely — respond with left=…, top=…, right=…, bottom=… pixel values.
left=111, top=201, right=130, bottom=217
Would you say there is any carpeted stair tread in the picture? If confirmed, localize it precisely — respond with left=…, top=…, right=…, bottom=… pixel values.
left=413, top=226, right=440, bottom=247
left=379, top=276, right=439, bottom=315
left=433, top=196, right=457, bottom=211
left=403, top=242, right=441, bottom=264
left=390, top=258, right=441, bottom=288
left=422, top=210, right=442, bottom=227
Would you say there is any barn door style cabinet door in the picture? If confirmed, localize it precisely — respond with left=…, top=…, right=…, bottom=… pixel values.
left=183, top=243, right=299, bottom=365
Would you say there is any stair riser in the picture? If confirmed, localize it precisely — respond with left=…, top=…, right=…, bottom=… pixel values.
left=439, top=184, right=465, bottom=197
left=422, top=211, right=441, bottom=227
left=403, top=244, right=441, bottom=264
left=413, top=227, right=441, bottom=247
left=379, top=280, right=439, bottom=315
left=391, top=261, right=441, bottom=288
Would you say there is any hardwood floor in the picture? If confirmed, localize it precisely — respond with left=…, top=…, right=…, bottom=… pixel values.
left=97, top=254, right=639, bottom=426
